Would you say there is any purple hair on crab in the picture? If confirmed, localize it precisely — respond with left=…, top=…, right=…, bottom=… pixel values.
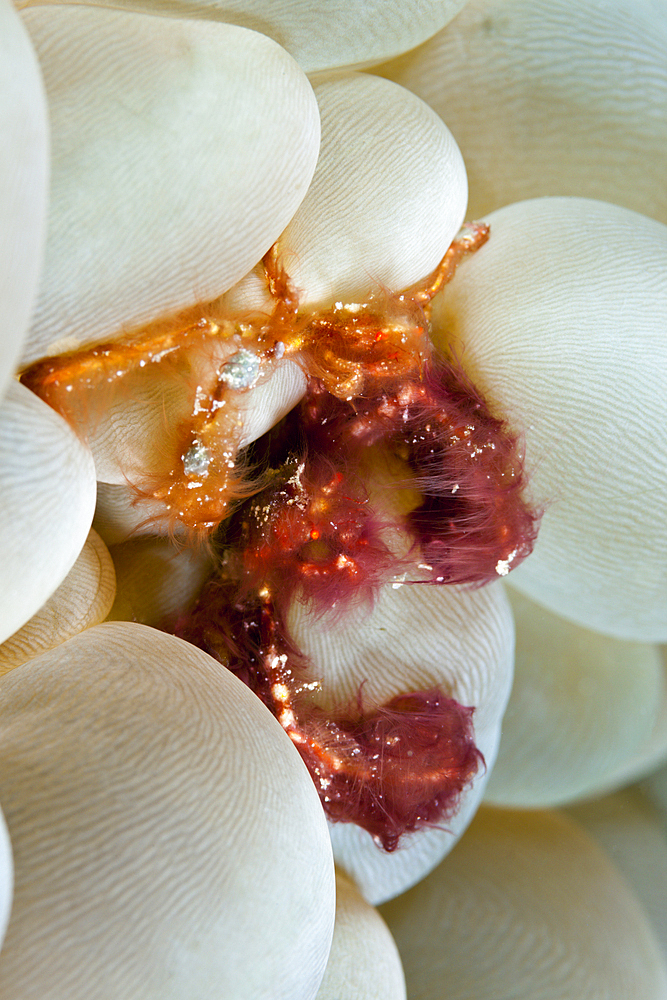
left=23, top=222, right=539, bottom=849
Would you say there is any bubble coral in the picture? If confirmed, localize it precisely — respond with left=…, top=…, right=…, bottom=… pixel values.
left=1, top=0, right=667, bottom=997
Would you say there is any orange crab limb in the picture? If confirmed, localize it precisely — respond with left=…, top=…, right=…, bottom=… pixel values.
left=21, top=224, right=492, bottom=538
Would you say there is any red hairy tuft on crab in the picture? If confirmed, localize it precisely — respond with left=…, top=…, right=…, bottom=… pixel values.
left=175, top=579, right=485, bottom=852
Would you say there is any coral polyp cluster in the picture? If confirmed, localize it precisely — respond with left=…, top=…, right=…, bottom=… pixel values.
left=21, top=224, right=540, bottom=849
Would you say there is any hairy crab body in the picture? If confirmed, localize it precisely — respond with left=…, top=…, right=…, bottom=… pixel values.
left=22, top=224, right=540, bottom=849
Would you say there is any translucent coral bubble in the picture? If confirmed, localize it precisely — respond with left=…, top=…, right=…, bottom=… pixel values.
left=315, top=869, right=405, bottom=1000
left=20, top=5, right=320, bottom=363
left=106, top=535, right=212, bottom=629
left=0, top=806, right=11, bottom=958
left=432, top=196, right=667, bottom=641
left=485, top=586, right=665, bottom=808
left=377, top=0, right=667, bottom=225
left=19, top=0, right=470, bottom=75
left=0, top=381, right=96, bottom=645
left=247, top=71, right=468, bottom=308
left=0, top=529, right=115, bottom=674
left=0, top=622, right=334, bottom=999
left=380, top=807, right=667, bottom=999
left=0, top=0, right=48, bottom=399
left=567, top=788, right=667, bottom=963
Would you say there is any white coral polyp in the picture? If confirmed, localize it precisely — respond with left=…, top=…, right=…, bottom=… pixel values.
left=0, top=623, right=335, bottom=999
left=432, top=196, right=667, bottom=641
